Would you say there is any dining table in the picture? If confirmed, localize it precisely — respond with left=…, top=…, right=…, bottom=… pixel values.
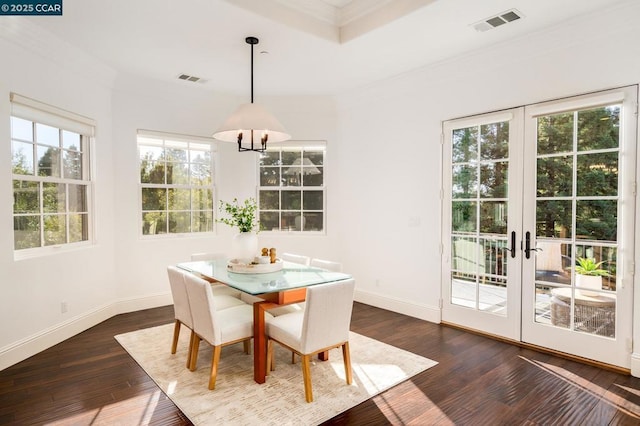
left=176, top=258, right=353, bottom=384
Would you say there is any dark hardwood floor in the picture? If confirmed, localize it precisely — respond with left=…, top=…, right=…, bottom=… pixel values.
left=1, top=303, right=640, bottom=425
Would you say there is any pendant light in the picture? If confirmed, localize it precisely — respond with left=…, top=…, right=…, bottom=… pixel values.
left=213, top=36, right=290, bottom=152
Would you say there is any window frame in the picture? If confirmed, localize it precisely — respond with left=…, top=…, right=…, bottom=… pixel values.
left=10, top=93, right=95, bottom=260
left=257, top=141, right=327, bottom=234
left=137, top=130, right=217, bottom=238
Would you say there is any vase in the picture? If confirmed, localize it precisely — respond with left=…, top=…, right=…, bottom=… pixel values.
left=576, top=274, right=602, bottom=296
left=232, top=232, right=258, bottom=263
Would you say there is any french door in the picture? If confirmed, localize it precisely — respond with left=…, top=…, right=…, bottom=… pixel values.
left=441, top=110, right=524, bottom=340
left=442, top=87, right=637, bottom=367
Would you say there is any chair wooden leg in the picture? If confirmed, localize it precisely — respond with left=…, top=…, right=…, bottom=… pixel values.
left=291, top=352, right=296, bottom=364
left=186, top=330, right=196, bottom=368
left=266, top=340, right=274, bottom=375
left=243, top=339, right=251, bottom=355
left=171, top=320, right=181, bottom=354
left=208, top=345, right=222, bottom=390
left=301, top=354, right=313, bottom=403
left=189, top=336, right=201, bottom=371
left=342, top=342, right=353, bottom=385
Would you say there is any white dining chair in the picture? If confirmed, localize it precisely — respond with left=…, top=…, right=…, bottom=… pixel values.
left=264, top=252, right=311, bottom=315
left=266, top=278, right=356, bottom=402
left=190, top=252, right=242, bottom=298
left=310, top=258, right=343, bottom=272
left=277, top=255, right=316, bottom=315
left=190, top=252, right=225, bottom=261
left=167, top=266, right=196, bottom=368
left=184, top=272, right=263, bottom=390
left=280, top=252, right=311, bottom=266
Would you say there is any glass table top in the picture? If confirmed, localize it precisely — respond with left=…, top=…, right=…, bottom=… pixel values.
left=177, top=259, right=352, bottom=295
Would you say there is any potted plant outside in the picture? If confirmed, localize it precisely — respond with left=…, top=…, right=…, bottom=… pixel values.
left=217, top=198, right=259, bottom=262
left=575, top=257, right=609, bottom=295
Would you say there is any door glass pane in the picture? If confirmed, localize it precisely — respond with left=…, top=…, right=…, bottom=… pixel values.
left=479, top=239, right=507, bottom=314
left=452, top=201, right=476, bottom=232
left=537, top=156, right=572, bottom=197
left=452, top=165, right=477, bottom=198
left=479, top=201, right=507, bottom=234
left=577, top=106, right=620, bottom=151
left=480, top=162, right=507, bottom=198
left=576, top=200, right=617, bottom=241
left=536, top=200, right=572, bottom=238
left=537, top=112, right=573, bottom=154
left=480, top=122, right=509, bottom=160
left=452, top=127, right=478, bottom=162
left=576, top=152, right=618, bottom=196
left=535, top=240, right=571, bottom=285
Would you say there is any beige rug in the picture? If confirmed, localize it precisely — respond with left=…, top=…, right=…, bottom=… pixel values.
left=115, top=323, right=437, bottom=425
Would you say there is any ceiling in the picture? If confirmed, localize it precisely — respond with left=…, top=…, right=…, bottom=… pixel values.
left=22, top=0, right=629, bottom=97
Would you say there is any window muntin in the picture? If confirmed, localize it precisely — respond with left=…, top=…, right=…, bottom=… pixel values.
left=258, top=144, right=325, bottom=232
left=138, top=133, right=215, bottom=236
left=11, top=108, right=92, bottom=252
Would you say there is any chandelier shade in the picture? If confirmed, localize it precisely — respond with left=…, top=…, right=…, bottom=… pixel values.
left=213, top=36, right=290, bottom=152
left=213, top=102, right=290, bottom=143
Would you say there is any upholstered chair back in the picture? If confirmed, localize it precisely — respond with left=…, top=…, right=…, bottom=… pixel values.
left=167, top=266, right=192, bottom=328
left=299, top=279, right=355, bottom=354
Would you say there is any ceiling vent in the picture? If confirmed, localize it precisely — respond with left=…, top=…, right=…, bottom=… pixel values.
left=472, top=9, right=522, bottom=32
left=177, top=73, right=207, bottom=84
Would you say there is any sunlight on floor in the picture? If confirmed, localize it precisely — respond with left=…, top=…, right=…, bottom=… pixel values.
left=372, top=380, right=453, bottom=425
left=50, top=390, right=163, bottom=425
left=519, top=356, right=640, bottom=418
left=349, top=362, right=408, bottom=394
left=167, top=380, right=178, bottom=395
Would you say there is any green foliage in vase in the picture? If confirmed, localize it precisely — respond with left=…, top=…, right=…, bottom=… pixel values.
left=575, top=257, right=609, bottom=276
left=217, top=198, right=258, bottom=233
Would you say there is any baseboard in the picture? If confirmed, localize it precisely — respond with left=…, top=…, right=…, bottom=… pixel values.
left=0, top=292, right=172, bottom=371
left=631, top=352, right=640, bottom=377
left=115, top=292, right=173, bottom=315
left=354, top=289, right=440, bottom=324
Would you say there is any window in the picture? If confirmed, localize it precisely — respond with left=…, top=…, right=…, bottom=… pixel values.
left=138, top=131, right=215, bottom=235
left=258, top=142, right=326, bottom=232
left=11, top=93, right=94, bottom=254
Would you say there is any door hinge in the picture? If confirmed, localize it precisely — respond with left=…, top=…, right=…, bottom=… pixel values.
left=438, top=298, right=443, bottom=309
left=632, top=181, right=637, bottom=197
left=440, top=133, right=444, bottom=145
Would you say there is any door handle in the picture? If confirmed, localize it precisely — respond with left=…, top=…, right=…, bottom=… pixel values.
left=506, top=231, right=516, bottom=258
left=524, top=231, right=541, bottom=259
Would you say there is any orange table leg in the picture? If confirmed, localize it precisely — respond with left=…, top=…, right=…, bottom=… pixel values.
left=253, top=301, right=276, bottom=383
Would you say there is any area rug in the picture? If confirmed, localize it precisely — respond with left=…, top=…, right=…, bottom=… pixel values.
left=115, top=323, right=437, bottom=425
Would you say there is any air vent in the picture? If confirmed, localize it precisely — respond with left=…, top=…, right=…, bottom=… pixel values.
left=472, top=9, right=523, bottom=32
left=177, top=73, right=207, bottom=84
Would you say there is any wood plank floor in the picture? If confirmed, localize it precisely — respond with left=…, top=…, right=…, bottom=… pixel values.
left=1, top=303, right=640, bottom=425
